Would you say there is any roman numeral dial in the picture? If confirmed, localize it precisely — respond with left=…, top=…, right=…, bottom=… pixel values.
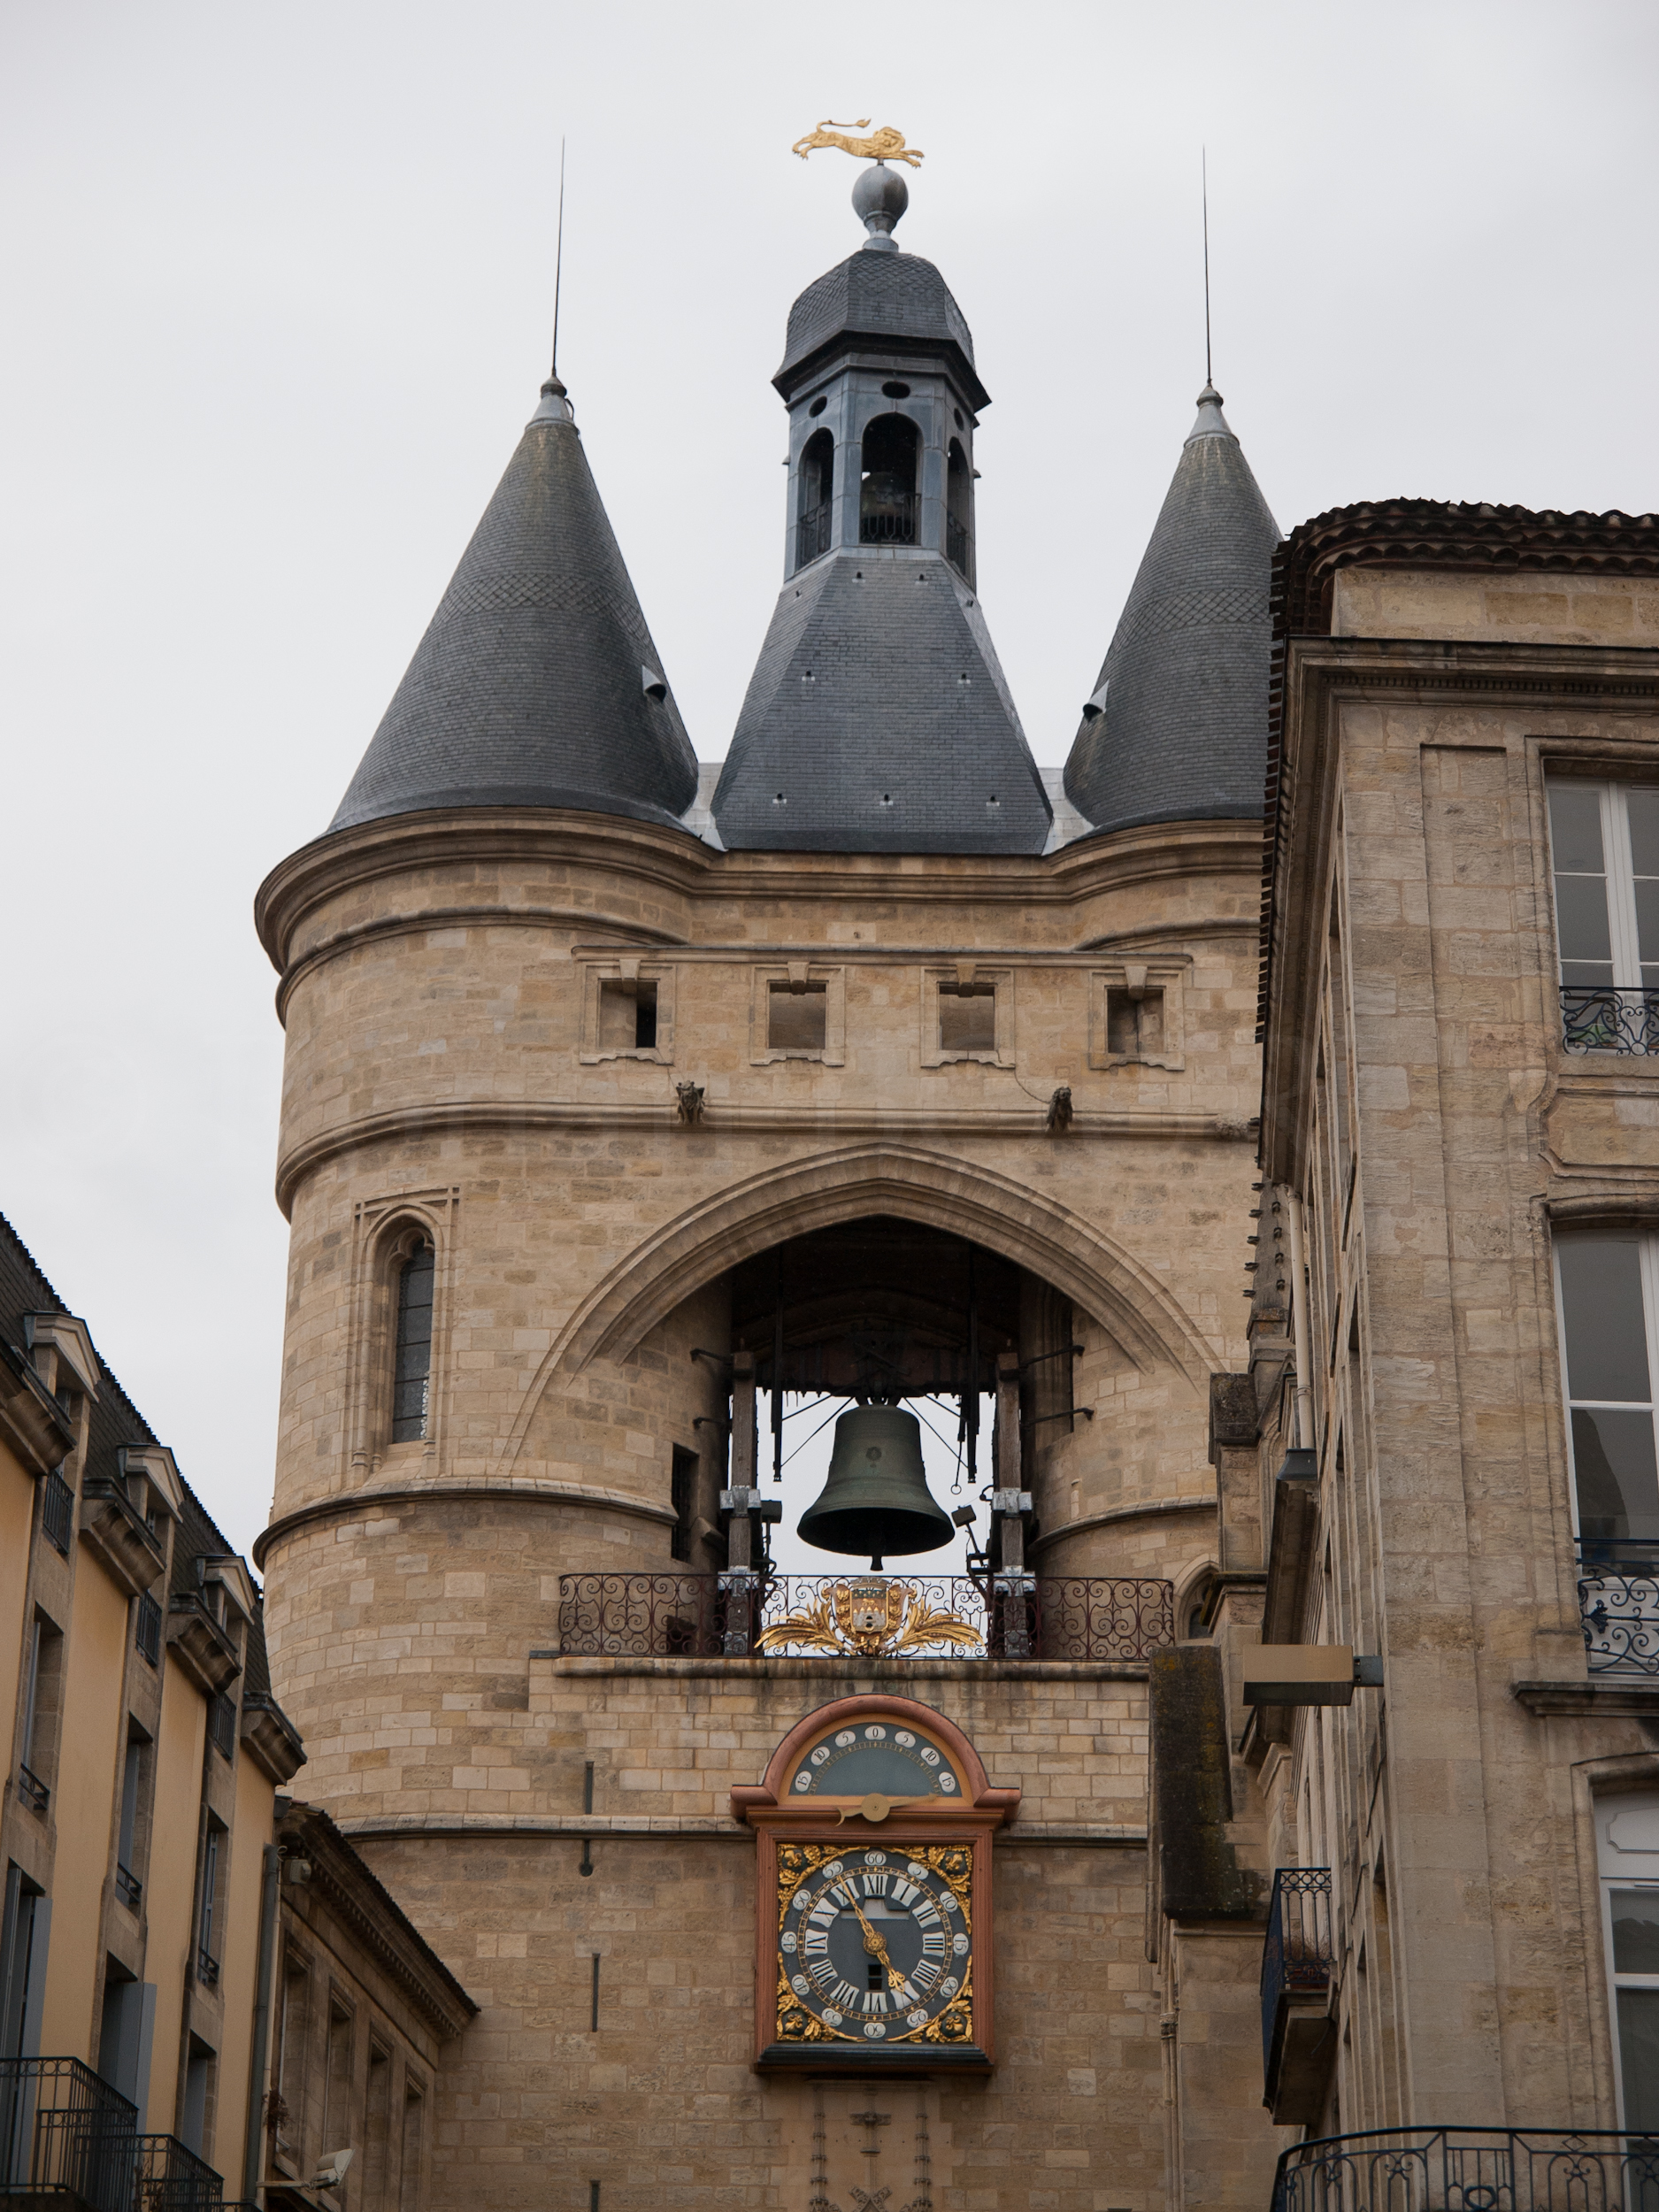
left=774, top=1845, right=974, bottom=2047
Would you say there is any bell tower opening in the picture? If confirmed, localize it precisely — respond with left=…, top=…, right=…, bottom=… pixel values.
left=797, top=427, right=835, bottom=568
left=859, top=414, right=919, bottom=545
left=947, top=437, right=973, bottom=581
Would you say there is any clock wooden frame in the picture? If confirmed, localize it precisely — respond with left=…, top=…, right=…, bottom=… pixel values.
left=733, top=1693, right=1018, bottom=2074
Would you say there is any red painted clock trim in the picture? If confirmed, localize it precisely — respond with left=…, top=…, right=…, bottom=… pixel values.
left=735, top=1694, right=1019, bottom=2072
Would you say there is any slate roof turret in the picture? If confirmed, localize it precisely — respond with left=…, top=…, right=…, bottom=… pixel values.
left=1064, top=383, right=1280, bottom=839
left=329, top=379, right=700, bottom=836
left=714, top=179, right=1049, bottom=857
left=775, top=249, right=987, bottom=411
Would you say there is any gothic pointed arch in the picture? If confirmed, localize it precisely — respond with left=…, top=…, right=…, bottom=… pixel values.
left=497, top=1142, right=1218, bottom=1473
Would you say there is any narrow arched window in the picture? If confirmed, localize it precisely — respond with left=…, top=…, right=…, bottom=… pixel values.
left=796, top=428, right=834, bottom=567
left=391, top=1240, right=434, bottom=1442
left=946, top=439, right=973, bottom=581
left=859, top=414, right=919, bottom=544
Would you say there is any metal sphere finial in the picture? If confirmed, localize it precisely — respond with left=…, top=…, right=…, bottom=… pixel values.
left=852, top=163, right=909, bottom=254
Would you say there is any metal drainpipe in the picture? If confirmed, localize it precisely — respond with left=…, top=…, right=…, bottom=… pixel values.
left=1285, top=1188, right=1316, bottom=1454
left=242, top=1842, right=281, bottom=2204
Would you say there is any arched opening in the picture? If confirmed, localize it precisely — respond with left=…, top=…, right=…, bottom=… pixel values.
left=546, top=1214, right=1189, bottom=1659
left=859, top=414, right=919, bottom=545
left=796, top=428, right=834, bottom=568
left=946, top=439, right=973, bottom=581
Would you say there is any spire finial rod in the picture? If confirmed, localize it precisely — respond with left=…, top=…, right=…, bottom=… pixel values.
left=550, top=136, right=567, bottom=382
left=1202, top=147, right=1212, bottom=388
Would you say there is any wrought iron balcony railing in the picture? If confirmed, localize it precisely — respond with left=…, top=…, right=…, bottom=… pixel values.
left=0, top=2055, right=138, bottom=2212
left=796, top=499, right=833, bottom=566
left=557, top=1571, right=1175, bottom=1663
left=1578, top=1540, right=1659, bottom=1675
left=1261, top=1868, right=1335, bottom=2123
left=134, top=2129, right=223, bottom=2212
left=18, top=1762, right=49, bottom=1814
left=1274, top=2127, right=1659, bottom=2212
left=946, top=511, right=972, bottom=579
left=195, top=1946, right=219, bottom=1988
left=860, top=495, right=918, bottom=546
left=42, top=1466, right=74, bottom=1555
left=1562, top=985, right=1659, bottom=1055
left=115, top=1862, right=142, bottom=1911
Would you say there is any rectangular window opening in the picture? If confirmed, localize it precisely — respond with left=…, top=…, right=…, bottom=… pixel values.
left=322, top=2000, right=353, bottom=2159
left=180, top=2034, right=214, bottom=2158
left=197, top=1819, right=226, bottom=1985
left=1549, top=777, right=1659, bottom=1053
left=670, top=1446, right=699, bottom=1564
left=364, top=2042, right=393, bottom=2204
left=400, top=2083, right=426, bottom=2211
left=18, top=1614, right=64, bottom=1813
left=1106, top=986, right=1164, bottom=1058
left=938, top=982, right=996, bottom=1056
left=275, top=1951, right=309, bottom=2161
left=1, top=1868, right=49, bottom=2060
left=598, top=977, right=658, bottom=1054
left=767, top=981, right=827, bottom=1055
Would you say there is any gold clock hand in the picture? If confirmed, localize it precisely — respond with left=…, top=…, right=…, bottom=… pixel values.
left=831, top=1881, right=907, bottom=1989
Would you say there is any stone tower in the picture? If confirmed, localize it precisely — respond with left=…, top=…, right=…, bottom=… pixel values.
left=254, top=165, right=1283, bottom=2208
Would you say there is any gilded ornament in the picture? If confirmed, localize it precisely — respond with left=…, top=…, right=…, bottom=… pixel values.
left=791, top=120, right=925, bottom=168
left=756, top=1578, right=983, bottom=1658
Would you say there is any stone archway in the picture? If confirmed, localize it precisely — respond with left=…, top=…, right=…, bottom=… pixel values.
left=498, top=1141, right=1217, bottom=1473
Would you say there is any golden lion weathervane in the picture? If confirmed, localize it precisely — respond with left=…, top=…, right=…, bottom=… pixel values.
left=792, top=119, right=925, bottom=168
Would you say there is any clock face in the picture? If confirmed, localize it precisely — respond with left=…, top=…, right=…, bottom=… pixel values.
left=785, top=1717, right=964, bottom=1803
left=774, top=1843, right=974, bottom=2048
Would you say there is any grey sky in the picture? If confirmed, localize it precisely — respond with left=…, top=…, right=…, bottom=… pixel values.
left=4, top=0, right=1655, bottom=1560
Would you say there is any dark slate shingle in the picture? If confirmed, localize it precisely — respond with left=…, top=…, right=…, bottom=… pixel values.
left=711, top=551, right=1050, bottom=855
left=1064, top=388, right=1281, bottom=838
left=329, top=396, right=701, bottom=836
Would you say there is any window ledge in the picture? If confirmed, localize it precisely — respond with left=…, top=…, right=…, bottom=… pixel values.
left=1511, top=1678, right=1659, bottom=1717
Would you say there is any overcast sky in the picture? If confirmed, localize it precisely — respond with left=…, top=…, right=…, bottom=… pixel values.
left=4, top=1, right=1656, bottom=1564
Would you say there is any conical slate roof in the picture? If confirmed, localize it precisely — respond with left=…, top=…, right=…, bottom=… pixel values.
left=710, top=551, right=1051, bottom=855
left=329, top=382, right=699, bottom=835
left=1063, top=385, right=1280, bottom=838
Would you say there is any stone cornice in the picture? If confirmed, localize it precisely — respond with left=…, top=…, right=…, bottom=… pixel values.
left=1259, top=635, right=1659, bottom=1188
left=1029, top=1494, right=1217, bottom=1555
left=1511, top=1678, right=1659, bottom=1717
left=253, top=1477, right=677, bottom=1569
left=541, top=1654, right=1150, bottom=1683
left=274, top=1100, right=1256, bottom=1217
left=255, top=806, right=1260, bottom=979
left=273, top=917, right=1254, bottom=1025
left=279, top=1800, right=477, bottom=2038
left=1276, top=498, right=1659, bottom=638
left=334, top=1811, right=1148, bottom=1848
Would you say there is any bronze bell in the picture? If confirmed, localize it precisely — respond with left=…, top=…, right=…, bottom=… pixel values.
left=796, top=1403, right=954, bottom=1568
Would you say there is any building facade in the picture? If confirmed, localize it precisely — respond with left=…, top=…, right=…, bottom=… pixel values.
left=246, top=153, right=1659, bottom=2212
left=0, top=1213, right=471, bottom=2212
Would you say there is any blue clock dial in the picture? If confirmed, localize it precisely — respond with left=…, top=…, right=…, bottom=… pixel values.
left=786, top=1717, right=963, bottom=1802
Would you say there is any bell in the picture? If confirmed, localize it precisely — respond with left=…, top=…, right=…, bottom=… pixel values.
left=796, top=1404, right=954, bottom=1567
